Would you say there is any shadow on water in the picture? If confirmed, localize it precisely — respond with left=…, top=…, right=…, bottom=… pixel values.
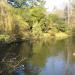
left=0, top=38, right=75, bottom=75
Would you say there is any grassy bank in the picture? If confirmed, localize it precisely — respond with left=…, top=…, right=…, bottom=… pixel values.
left=0, top=32, right=70, bottom=44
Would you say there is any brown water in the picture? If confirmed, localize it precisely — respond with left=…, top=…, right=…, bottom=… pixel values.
left=0, top=37, right=75, bottom=75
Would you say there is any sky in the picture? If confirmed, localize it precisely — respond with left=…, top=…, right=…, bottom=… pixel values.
left=45, top=0, right=69, bottom=12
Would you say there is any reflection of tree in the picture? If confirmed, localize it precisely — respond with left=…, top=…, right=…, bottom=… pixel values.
left=32, top=40, right=56, bottom=67
left=0, top=39, right=74, bottom=75
left=0, top=41, right=33, bottom=74
left=0, top=62, right=9, bottom=75
left=66, top=38, right=73, bottom=75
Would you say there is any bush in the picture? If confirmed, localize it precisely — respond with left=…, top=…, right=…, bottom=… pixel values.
left=0, top=35, right=10, bottom=41
left=32, top=22, right=43, bottom=38
left=55, top=19, right=67, bottom=32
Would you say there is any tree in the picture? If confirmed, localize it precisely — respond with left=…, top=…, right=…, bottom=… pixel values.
left=7, top=0, right=45, bottom=8
left=70, top=0, right=75, bottom=29
left=32, top=22, right=42, bottom=38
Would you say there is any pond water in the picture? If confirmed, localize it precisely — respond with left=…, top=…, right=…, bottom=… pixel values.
left=0, top=37, right=75, bottom=75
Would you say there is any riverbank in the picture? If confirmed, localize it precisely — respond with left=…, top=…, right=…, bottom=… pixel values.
left=0, top=32, right=71, bottom=44
left=55, top=32, right=70, bottom=40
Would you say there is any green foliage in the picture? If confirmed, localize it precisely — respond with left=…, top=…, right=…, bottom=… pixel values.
left=0, top=35, right=10, bottom=41
left=0, top=0, right=69, bottom=41
left=55, top=19, right=67, bottom=32
left=30, top=7, right=45, bottom=22
left=48, top=14, right=67, bottom=32
left=40, top=16, right=52, bottom=33
left=32, top=22, right=42, bottom=38
left=48, top=14, right=59, bottom=22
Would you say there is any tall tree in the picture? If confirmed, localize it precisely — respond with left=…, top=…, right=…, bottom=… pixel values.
left=7, top=0, right=45, bottom=8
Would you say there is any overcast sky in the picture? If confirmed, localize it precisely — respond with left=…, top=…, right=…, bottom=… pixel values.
left=45, top=0, right=69, bottom=12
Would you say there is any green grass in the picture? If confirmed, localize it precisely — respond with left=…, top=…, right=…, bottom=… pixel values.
left=0, top=35, right=10, bottom=41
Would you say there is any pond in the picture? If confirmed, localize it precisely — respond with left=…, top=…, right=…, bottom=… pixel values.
left=0, top=37, right=75, bottom=75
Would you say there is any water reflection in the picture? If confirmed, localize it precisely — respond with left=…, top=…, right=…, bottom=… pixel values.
left=39, top=56, right=67, bottom=75
left=0, top=38, right=75, bottom=75
left=13, top=65, right=25, bottom=75
left=72, top=64, right=75, bottom=75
